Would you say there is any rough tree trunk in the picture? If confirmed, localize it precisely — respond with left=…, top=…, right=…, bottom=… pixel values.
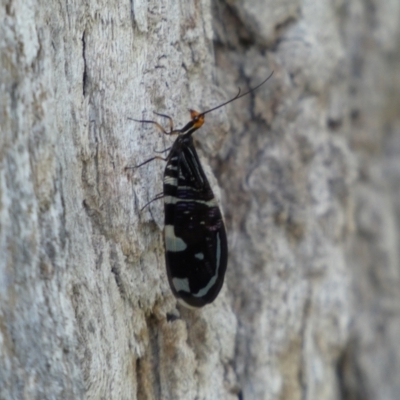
left=1, top=0, right=399, bottom=399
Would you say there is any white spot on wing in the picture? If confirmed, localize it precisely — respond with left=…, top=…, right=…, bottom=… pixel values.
left=164, top=176, right=177, bottom=186
left=164, top=195, right=178, bottom=204
left=194, top=253, right=204, bottom=260
left=163, top=196, right=218, bottom=207
left=165, top=225, right=187, bottom=251
left=172, top=277, right=190, bottom=292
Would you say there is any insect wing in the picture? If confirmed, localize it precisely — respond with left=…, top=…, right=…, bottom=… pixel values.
left=163, top=137, right=227, bottom=307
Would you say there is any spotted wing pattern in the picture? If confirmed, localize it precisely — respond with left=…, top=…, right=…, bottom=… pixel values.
left=163, top=135, right=227, bottom=308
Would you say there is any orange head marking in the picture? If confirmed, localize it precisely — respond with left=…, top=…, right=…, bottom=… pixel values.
left=189, top=109, right=205, bottom=129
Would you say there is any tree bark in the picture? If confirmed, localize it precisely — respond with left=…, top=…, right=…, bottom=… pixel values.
left=1, top=0, right=399, bottom=399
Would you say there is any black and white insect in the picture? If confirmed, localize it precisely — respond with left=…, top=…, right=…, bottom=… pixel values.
left=129, top=72, right=273, bottom=308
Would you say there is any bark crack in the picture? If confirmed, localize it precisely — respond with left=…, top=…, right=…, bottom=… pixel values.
left=82, top=30, right=88, bottom=97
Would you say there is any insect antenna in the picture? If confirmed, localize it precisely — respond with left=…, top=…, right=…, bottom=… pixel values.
left=200, top=71, right=274, bottom=116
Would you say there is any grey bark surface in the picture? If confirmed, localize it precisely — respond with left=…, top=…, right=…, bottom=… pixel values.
left=1, top=0, right=399, bottom=399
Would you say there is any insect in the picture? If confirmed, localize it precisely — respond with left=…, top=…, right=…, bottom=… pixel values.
left=129, top=72, right=273, bottom=308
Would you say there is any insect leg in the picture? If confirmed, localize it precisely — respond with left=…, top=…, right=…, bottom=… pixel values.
left=128, top=117, right=168, bottom=135
left=125, top=156, right=168, bottom=170
left=154, top=146, right=172, bottom=154
left=140, top=192, right=164, bottom=212
left=153, top=112, right=174, bottom=132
